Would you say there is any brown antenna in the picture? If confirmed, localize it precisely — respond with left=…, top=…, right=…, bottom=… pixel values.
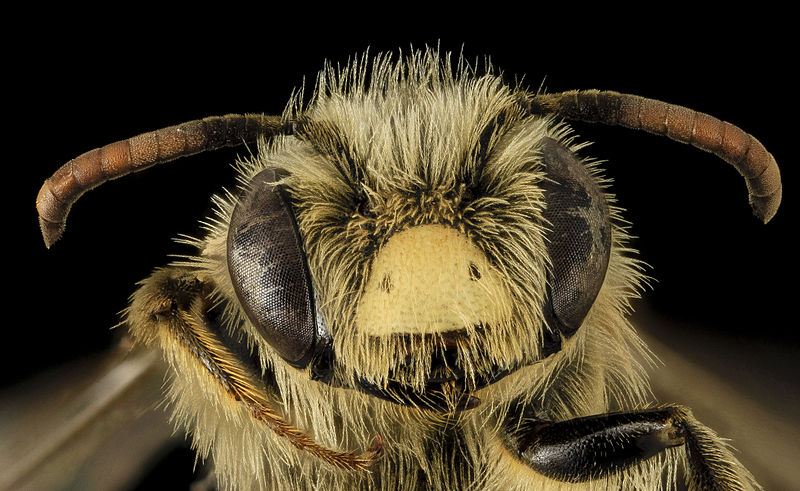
left=528, top=90, right=782, bottom=223
left=36, top=114, right=290, bottom=248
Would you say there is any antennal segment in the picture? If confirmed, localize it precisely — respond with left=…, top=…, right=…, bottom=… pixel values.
left=528, top=90, right=782, bottom=223
left=36, top=114, right=289, bottom=248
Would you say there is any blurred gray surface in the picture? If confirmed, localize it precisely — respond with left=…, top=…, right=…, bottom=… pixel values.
left=0, top=344, right=176, bottom=491
left=635, top=307, right=800, bottom=490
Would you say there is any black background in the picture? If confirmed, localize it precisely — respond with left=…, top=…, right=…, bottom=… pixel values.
left=9, top=10, right=795, bottom=487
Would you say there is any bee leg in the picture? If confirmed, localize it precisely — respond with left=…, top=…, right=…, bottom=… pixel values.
left=674, top=410, right=760, bottom=490
left=503, top=405, right=684, bottom=482
left=502, top=403, right=758, bottom=489
left=126, top=266, right=381, bottom=471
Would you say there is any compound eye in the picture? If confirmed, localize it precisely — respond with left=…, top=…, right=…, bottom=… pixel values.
left=227, top=169, right=317, bottom=367
left=539, top=138, right=612, bottom=339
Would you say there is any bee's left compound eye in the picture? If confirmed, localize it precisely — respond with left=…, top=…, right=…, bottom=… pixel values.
left=227, top=169, right=322, bottom=368
left=540, top=137, right=612, bottom=340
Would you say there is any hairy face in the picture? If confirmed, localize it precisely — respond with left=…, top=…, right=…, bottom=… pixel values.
left=253, top=56, right=567, bottom=411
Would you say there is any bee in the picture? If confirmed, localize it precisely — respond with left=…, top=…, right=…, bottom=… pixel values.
left=35, top=48, right=780, bottom=489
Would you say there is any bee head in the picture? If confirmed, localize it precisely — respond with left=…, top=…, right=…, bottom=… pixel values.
left=228, top=52, right=611, bottom=412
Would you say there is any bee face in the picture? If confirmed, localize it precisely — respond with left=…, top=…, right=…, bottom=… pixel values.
left=216, top=53, right=626, bottom=415
left=259, top=82, right=553, bottom=402
left=223, top=68, right=616, bottom=414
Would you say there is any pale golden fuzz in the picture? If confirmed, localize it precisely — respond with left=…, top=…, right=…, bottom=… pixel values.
left=118, top=48, right=761, bottom=490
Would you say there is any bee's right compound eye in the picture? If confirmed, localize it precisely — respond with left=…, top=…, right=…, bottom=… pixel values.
left=227, top=169, right=320, bottom=368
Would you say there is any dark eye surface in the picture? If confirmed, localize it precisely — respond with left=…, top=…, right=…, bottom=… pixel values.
left=227, top=169, right=317, bottom=367
left=539, top=137, right=612, bottom=336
